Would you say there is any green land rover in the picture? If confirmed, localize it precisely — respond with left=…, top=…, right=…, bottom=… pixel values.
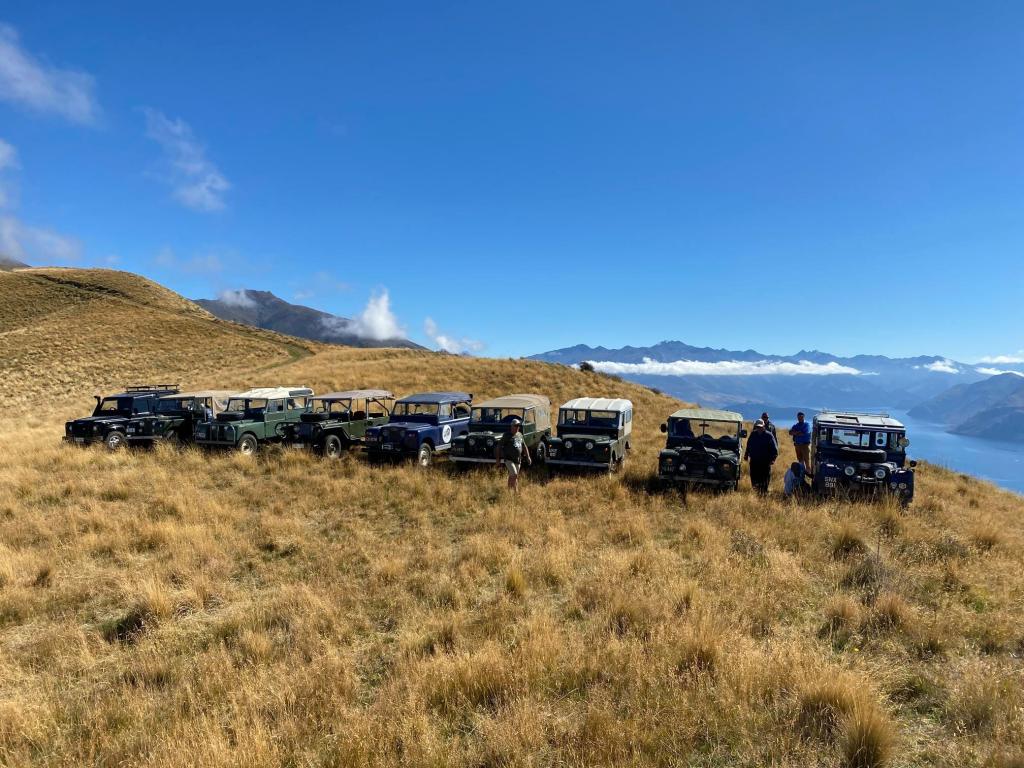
left=127, top=390, right=236, bottom=446
left=294, top=389, right=395, bottom=457
left=546, top=397, right=634, bottom=472
left=195, top=386, right=314, bottom=454
left=450, top=394, right=552, bottom=466
left=657, top=408, right=747, bottom=491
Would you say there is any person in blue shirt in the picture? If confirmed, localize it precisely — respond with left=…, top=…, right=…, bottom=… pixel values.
left=789, top=411, right=811, bottom=473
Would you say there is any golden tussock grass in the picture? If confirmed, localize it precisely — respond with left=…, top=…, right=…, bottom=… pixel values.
left=1, top=269, right=1024, bottom=765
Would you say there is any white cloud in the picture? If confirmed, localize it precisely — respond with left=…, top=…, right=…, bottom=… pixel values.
left=424, top=317, right=483, bottom=355
left=975, top=367, right=1024, bottom=378
left=347, top=290, right=406, bottom=341
left=586, top=357, right=862, bottom=377
left=152, top=246, right=224, bottom=275
left=216, top=288, right=255, bottom=308
left=978, top=352, right=1024, bottom=365
left=0, top=24, right=99, bottom=124
left=143, top=108, right=230, bottom=212
left=918, top=359, right=959, bottom=374
left=0, top=138, right=16, bottom=171
left=0, top=214, right=81, bottom=263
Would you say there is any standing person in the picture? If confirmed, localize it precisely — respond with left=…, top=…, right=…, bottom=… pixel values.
left=744, top=419, right=779, bottom=495
left=760, top=412, right=778, bottom=442
left=496, top=418, right=532, bottom=493
left=789, top=411, right=811, bottom=473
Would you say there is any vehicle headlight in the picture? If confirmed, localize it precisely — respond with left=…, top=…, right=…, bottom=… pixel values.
left=890, top=482, right=898, bottom=489
left=874, top=468, right=886, bottom=480
left=707, top=465, right=715, bottom=474
left=468, top=438, right=476, bottom=447
left=844, top=466, right=855, bottom=477
left=898, top=482, right=908, bottom=490
left=565, top=440, right=573, bottom=449
left=486, top=438, right=494, bottom=447
left=585, top=441, right=594, bottom=450
left=679, top=463, right=687, bottom=472
left=720, top=462, right=734, bottom=477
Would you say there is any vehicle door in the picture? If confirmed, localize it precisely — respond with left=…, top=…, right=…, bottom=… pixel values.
left=345, top=398, right=367, bottom=440
left=522, top=407, right=538, bottom=447
left=450, top=400, right=472, bottom=441
left=264, top=398, right=287, bottom=438
left=365, top=396, right=392, bottom=433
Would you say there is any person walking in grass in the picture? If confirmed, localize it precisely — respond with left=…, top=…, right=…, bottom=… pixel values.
left=496, top=418, right=532, bottom=493
left=789, top=411, right=811, bottom=473
left=744, top=419, right=779, bottom=495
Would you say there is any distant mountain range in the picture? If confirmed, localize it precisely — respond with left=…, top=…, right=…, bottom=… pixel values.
left=195, top=290, right=422, bottom=349
left=530, top=340, right=1007, bottom=415
left=0, top=254, right=29, bottom=270
left=909, top=372, right=1024, bottom=442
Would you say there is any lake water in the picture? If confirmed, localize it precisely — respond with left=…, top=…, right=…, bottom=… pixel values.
left=891, top=410, right=1024, bottom=495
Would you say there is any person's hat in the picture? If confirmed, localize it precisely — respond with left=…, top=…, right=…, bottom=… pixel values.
left=510, top=418, right=521, bottom=426
left=754, top=419, right=765, bottom=427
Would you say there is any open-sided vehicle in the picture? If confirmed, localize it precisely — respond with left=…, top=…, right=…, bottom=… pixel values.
left=811, top=411, right=916, bottom=504
left=194, top=387, right=313, bottom=455
left=450, top=394, right=552, bottom=466
left=294, top=389, right=395, bottom=457
left=64, top=384, right=179, bottom=450
left=657, top=408, right=746, bottom=491
left=126, top=390, right=235, bottom=446
left=364, top=392, right=472, bottom=467
left=546, top=397, right=633, bottom=472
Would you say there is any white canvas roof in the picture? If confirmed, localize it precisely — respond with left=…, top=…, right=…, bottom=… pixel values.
left=231, top=387, right=313, bottom=400
left=559, top=397, right=633, bottom=412
left=160, top=390, right=238, bottom=400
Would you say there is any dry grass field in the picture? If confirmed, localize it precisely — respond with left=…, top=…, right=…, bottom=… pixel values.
left=1, top=269, right=1023, bottom=767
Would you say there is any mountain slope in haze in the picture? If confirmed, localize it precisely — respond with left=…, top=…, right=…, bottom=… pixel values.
left=195, top=289, right=423, bottom=349
left=0, top=253, right=29, bottom=270
left=531, top=340, right=986, bottom=411
left=0, top=268, right=316, bottom=408
left=910, top=372, right=1024, bottom=442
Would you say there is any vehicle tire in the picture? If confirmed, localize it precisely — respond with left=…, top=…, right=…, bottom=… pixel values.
left=417, top=443, right=433, bottom=468
left=534, top=441, right=547, bottom=464
left=238, top=434, right=259, bottom=456
left=324, top=434, right=344, bottom=459
left=105, top=430, right=126, bottom=451
left=610, top=452, right=625, bottom=473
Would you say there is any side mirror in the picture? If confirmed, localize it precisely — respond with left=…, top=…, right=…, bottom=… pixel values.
left=909, top=460, right=918, bottom=468
left=740, top=429, right=748, bottom=438
left=660, top=423, right=667, bottom=433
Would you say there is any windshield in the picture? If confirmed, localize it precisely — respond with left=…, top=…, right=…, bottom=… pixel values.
left=311, top=399, right=350, bottom=415
left=96, top=398, right=131, bottom=415
left=559, top=409, right=619, bottom=428
left=156, top=398, right=195, bottom=413
left=472, top=407, right=525, bottom=424
left=226, top=398, right=267, bottom=414
left=671, top=418, right=739, bottom=440
left=824, top=428, right=905, bottom=450
left=393, top=402, right=439, bottom=417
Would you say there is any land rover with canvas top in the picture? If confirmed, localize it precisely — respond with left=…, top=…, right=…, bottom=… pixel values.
left=195, top=387, right=313, bottom=455
left=546, top=397, right=633, bottom=472
left=126, top=391, right=235, bottom=446
left=450, top=394, right=552, bottom=466
left=811, top=411, right=916, bottom=504
left=365, top=392, right=472, bottom=466
left=294, top=389, right=395, bottom=457
left=64, top=385, right=179, bottom=450
left=657, top=408, right=746, bottom=491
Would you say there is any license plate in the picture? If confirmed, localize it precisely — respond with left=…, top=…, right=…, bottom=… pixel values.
left=383, top=443, right=393, bottom=450
left=74, top=437, right=85, bottom=443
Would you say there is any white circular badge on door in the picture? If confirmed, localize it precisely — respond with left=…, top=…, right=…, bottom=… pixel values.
left=442, top=424, right=452, bottom=443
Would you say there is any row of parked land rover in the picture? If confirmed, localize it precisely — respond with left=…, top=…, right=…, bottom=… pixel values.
left=64, top=384, right=916, bottom=501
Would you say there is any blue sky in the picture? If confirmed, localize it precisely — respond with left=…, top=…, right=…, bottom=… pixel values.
left=1, top=1, right=1022, bottom=361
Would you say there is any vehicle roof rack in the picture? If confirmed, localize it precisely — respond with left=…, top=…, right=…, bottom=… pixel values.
left=817, top=409, right=891, bottom=419
left=124, top=384, right=180, bottom=392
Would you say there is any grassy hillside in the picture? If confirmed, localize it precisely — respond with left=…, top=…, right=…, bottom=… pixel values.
left=1, top=272, right=1023, bottom=767
left=0, top=268, right=317, bottom=410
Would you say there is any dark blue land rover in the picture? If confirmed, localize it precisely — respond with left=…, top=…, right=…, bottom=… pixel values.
left=64, top=384, right=179, bottom=450
left=365, top=392, right=473, bottom=467
left=811, top=411, right=916, bottom=504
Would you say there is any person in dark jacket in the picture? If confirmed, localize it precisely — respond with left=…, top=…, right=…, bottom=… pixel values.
left=760, top=411, right=778, bottom=442
left=744, top=419, right=779, bottom=495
